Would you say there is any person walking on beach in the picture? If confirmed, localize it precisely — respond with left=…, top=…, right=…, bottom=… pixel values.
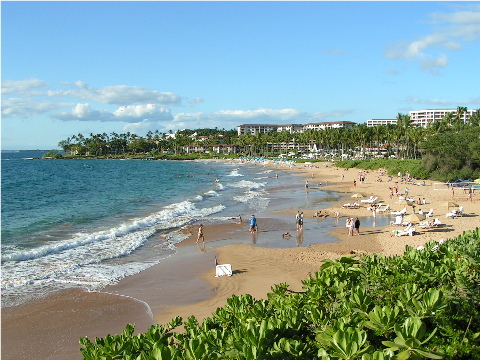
left=298, top=212, right=304, bottom=231
left=249, top=215, right=257, bottom=233
left=305, top=180, right=309, bottom=191
left=197, top=224, right=204, bottom=244
left=354, top=218, right=360, bottom=235
left=353, top=179, right=357, bottom=187
left=346, top=218, right=352, bottom=236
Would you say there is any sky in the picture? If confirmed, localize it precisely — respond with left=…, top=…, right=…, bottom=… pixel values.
left=2, top=1, right=480, bottom=150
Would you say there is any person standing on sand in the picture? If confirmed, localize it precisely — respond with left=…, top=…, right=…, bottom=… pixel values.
left=296, top=211, right=301, bottom=230
left=298, top=212, right=304, bottom=231
left=196, top=224, right=204, bottom=244
left=249, top=215, right=257, bottom=233
left=353, top=180, right=357, bottom=187
left=354, top=218, right=360, bottom=235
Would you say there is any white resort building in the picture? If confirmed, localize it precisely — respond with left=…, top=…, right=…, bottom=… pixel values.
left=409, top=109, right=477, bottom=127
left=366, top=119, right=397, bottom=127
left=237, top=121, right=356, bottom=136
left=302, top=121, right=356, bottom=131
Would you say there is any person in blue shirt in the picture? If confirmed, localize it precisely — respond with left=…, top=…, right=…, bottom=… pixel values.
left=249, top=215, right=257, bottom=233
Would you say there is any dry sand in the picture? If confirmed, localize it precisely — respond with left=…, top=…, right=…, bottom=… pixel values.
left=155, top=161, right=479, bottom=326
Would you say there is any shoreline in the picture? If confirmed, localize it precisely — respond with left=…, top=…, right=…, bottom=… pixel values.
left=2, top=160, right=478, bottom=360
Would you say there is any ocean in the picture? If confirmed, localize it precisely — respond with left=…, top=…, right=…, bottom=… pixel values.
left=1, top=151, right=342, bottom=308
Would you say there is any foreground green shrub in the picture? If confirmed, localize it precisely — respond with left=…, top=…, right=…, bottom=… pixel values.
left=80, top=228, right=480, bottom=359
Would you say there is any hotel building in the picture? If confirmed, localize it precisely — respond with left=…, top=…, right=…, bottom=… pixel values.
left=366, top=119, right=397, bottom=127
left=409, top=109, right=477, bottom=127
left=237, top=121, right=356, bottom=136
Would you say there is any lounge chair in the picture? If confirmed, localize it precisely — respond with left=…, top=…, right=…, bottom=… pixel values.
left=390, top=215, right=404, bottom=226
left=425, top=208, right=434, bottom=218
left=433, top=218, right=444, bottom=227
left=392, top=224, right=415, bottom=236
left=360, top=196, right=375, bottom=203
left=215, top=264, right=232, bottom=277
left=391, top=207, right=407, bottom=216
left=343, top=203, right=359, bottom=209
left=361, top=196, right=379, bottom=204
left=446, top=212, right=456, bottom=218
left=418, top=220, right=433, bottom=229
left=377, top=204, right=390, bottom=213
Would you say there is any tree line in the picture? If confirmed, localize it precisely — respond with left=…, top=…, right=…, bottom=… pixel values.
left=56, top=107, right=480, bottom=181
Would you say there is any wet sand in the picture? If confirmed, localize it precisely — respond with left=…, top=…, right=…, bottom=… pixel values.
left=2, top=161, right=478, bottom=360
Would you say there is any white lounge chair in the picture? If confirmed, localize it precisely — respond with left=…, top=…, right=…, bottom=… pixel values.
left=360, top=196, right=375, bottom=203
left=418, top=220, right=433, bottom=229
left=377, top=204, right=390, bottom=213
left=393, top=225, right=415, bottom=236
left=446, top=212, right=456, bottom=218
left=425, top=209, right=434, bottom=218
left=433, top=218, right=444, bottom=227
left=390, top=215, right=404, bottom=226
left=362, top=196, right=379, bottom=204
left=215, top=264, right=232, bottom=277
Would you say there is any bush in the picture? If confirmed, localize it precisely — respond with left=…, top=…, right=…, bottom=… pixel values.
left=80, top=228, right=480, bottom=359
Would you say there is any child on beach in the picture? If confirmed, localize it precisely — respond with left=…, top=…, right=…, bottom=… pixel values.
left=197, top=224, right=204, bottom=244
left=249, top=215, right=257, bottom=233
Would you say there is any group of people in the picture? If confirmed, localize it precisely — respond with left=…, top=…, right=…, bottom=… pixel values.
left=345, top=217, right=360, bottom=236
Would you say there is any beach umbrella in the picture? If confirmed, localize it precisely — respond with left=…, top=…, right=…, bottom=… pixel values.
left=442, top=201, right=459, bottom=210
left=402, top=213, right=426, bottom=223
left=351, top=193, right=364, bottom=198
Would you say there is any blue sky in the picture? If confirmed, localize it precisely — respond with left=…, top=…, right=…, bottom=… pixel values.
left=2, top=1, right=480, bottom=150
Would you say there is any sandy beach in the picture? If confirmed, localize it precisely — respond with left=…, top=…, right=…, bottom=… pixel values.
left=2, top=161, right=478, bottom=360
left=155, top=161, right=479, bottom=326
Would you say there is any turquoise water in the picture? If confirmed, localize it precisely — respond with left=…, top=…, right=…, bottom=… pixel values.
left=3, top=152, right=340, bottom=307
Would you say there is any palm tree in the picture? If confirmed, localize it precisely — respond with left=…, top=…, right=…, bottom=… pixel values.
left=354, top=124, right=371, bottom=158
left=372, top=124, right=386, bottom=156
left=453, top=106, right=467, bottom=131
left=396, top=113, right=413, bottom=158
left=468, top=109, right=480, bottom=126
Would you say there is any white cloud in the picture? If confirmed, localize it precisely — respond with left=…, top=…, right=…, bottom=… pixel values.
left=385, top=6, right=480, bottom=71
left=50, top=83, right=182, bottom=106
left=404, top=96, right=480, bottom=106
left=188, top=97, right=204, bottom=105
left=53, top=103, right=115, bottom=122
left=1, top=79, right=48, bottom=95
left=1, top=98, right=66, bottom=118
left=113, top=104, right=172, bottom=121
left=52, top=103, right=173, bottom=123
